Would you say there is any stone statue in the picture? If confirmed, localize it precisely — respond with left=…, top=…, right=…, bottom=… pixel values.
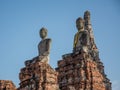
left=73, top=17, right=90, bottom=53
left=38, top=27, right=51, bottom=63
left=24, top=27, right=51, bottom=66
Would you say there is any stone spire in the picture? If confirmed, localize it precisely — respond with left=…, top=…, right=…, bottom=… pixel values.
left=84, top=11, right=99, bottom=61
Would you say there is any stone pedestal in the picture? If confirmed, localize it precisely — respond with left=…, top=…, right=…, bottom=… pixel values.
left=18, top=58, right=59, bottom=90
left=0, top=80, right=16, bottom=90
left=56, top=53, right=111, bottom=90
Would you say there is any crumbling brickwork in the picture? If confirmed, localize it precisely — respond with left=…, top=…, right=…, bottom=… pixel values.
left=18, top=59, right=59, bottom=90
left=56, top=53, right=111, bottom=90
left=0, top=80, right=16, bottom=90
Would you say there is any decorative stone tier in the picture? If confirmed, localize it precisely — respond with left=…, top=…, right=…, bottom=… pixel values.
left=18, top=59, right=59, bottom=90
left=56, top=53, right=111, bottom=90
left=0, top=80, right=16, bottom=90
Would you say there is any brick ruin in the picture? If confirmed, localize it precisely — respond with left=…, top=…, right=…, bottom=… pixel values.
left=18, top=58, right=59, bottom=90
left=56, top=51, right=111, bottom=90
left=0, top=80, right=16, bottom=90
left=0, top=11, right=112, bottom=90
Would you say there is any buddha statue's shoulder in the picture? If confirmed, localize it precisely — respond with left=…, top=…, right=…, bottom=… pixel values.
left=39, top=38, right=51, bottom=45
left=45, top=38, right=51, bottom=42
left=44, top=38, right=52, bottom=44
left=75, top=30, right=87, bottom=35
left=75, top=31, right=81, bottom=36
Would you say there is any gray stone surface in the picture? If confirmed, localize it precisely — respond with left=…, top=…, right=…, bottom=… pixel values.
left=73, top=17, right=90, bottom=53
left=38, top=27, right=51, bottom=63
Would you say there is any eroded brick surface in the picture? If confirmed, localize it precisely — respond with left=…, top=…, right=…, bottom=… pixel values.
left=0, top=80, right=16, bottom=90
left=56, top=53, right=111, bottom=90
left=18, top=59, right=59, bottom=90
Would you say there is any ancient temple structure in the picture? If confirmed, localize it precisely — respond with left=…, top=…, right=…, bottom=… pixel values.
left=0, top=80, right=16, bottom=90
left=0, top=11, right=111, bottom=90
left=56, top=11, right=111, bottom=90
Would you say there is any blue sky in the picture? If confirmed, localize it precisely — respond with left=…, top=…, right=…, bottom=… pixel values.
left=0, top=0, right=120, bottom=89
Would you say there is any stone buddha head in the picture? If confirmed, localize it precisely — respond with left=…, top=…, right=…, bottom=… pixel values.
left=76, top=17, right=84, bottom=31
left=39, top=27, right=47, bottom=40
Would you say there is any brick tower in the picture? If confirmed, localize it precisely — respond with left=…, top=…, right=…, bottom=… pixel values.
left=56, top=11, right=111, bottom=90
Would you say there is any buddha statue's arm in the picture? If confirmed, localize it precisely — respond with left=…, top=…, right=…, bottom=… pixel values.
left=38, top=42, right=41, bottom=56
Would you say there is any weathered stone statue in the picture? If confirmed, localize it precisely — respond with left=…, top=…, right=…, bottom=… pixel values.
left=38, top=27, right=51, bottom=63
left=73, top=17, right=90, bottom=53
left=24, top=27, right=51, bottom=66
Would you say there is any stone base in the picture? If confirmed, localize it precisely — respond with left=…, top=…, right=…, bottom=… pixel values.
left=18, top=59, right=59, bottom=90
left=56, top=53, right=111, bottom=90
left=0, top=80, right=16, bottom=90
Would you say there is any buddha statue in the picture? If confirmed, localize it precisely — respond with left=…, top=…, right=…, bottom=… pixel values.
left=25, top=27, right=51, bottom=66
left=73, top=17, right=90, bottom=54
left=38, top=27, right=51, bottom=63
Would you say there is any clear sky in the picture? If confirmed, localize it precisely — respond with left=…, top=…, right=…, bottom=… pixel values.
left=0, top=0, right=120, bottom=89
